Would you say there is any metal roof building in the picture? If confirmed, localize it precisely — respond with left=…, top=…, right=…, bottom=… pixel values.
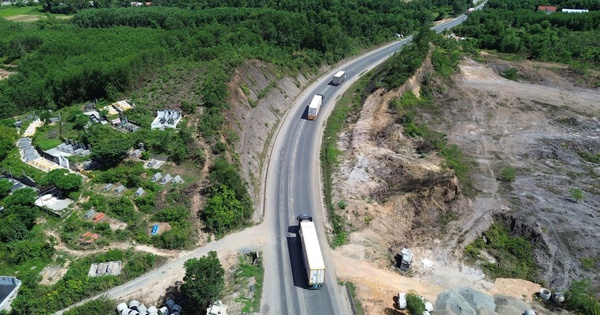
left=0, top=276, right=21, bottom=311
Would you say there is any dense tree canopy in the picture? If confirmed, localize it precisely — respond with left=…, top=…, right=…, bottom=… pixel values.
left=0, top=178, right=13, bottom=199
left=203, top=185, right=245, bottom=235
left=0, top=188, right=39, bottom=243
left=181, top=251, right=225, bottom=309
left=0, top=125, right=18, bottom=160
left=40, top=168, right=83, bottom=194
left=455, top=0, right=600, bottom=65
left=0, top=0, right=474, bottom=118
left=86, top=124, right=133, bottom=166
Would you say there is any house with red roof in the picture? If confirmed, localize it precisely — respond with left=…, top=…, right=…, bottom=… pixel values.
left=537, top=6, right=557, bottom=13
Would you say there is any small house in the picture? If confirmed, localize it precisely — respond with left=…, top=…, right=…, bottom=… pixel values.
left=134, top=187, right=144, bottom=197
left=161, top=174, right=172, bottom=185
left=84, top=209, right=95, bottom=219
left=537, top=5, right=557, bottom=13
left=151, top=172, right=162, bottom=182
left=0, top=276, right=22, bottom=310
left=102, top=184, right=112, bottom=192
left=172, top=175, right=184, bottom=185
left=92, top=212, right=105, bottom=222
left=114, top=185, right=125, bottom=195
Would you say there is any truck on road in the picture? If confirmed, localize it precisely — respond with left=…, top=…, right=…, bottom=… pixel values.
left=297, top=214, right=325, bottom=289
left=332, top=70, right=347, bottom=86
left=307, top=94, right=324, bottom=120
left=466, top=7, right=475, bottom=14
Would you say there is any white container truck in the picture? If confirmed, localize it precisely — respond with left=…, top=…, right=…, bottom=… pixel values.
left=307, top=94, right=324, bottom=121
left=297, top=214, right=325, bottom=289
left=332, top=70, right=347, bottom=85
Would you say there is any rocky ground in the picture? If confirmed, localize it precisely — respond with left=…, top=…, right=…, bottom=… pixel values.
left=329, top=53, right=600, bottom=314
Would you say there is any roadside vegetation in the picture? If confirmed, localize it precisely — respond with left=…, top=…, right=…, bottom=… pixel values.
left=344, top=281, right=365, bottom=315
left=62, top=297, right=115, bottom=315
left=231, top=252, right=263, bottom=313
left=321, top=74, right=371, bottom=247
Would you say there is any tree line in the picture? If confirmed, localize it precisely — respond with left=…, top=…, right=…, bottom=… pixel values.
left=455, top=1, right=600, bottom=65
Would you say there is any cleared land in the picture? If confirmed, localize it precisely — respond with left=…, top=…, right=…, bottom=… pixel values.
left=330, top=54, right=600, bottom=314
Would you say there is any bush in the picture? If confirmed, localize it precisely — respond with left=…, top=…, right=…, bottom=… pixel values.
left=465, top=223, right=539, bottom=282
left=498, top=167, right=516, bottom=182
left=570, top=188, right=585, bottom=201
left=501, top=67, right=519, bottom=81
left=406, top=292, right=426, bottom=315
left=565, top=279, right=600, bottom=315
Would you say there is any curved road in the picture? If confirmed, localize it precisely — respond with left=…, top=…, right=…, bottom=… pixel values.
left=261, top=17, right=468, bottom=315
left=54, top=16, right=469, bottom=315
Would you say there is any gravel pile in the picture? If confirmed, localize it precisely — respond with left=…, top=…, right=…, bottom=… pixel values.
left=434, top=287, right=531, bottom=315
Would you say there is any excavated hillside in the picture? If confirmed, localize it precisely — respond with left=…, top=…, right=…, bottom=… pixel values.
left=330, top=54, right=600, bottom=314
left=224, top=60, right=328, bottom=219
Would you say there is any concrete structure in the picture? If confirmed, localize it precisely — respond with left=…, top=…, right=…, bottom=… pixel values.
left=0, top=276, right=21, bottom=311
left=88, top=261, right=122, bottom=277
left=21, top=118, right=42, bottom=137
left=134, top=187, right=144, bottom=197
left=151, top=110, right=182, bottom=130
left=35, top=194, right=74, bottom=215
left=206, top=300, right=227, bottom=315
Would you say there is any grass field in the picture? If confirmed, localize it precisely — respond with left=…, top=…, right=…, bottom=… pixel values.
left=0, top=5, right=71, bottom=21
left=0, top=5, right=43, bottom=17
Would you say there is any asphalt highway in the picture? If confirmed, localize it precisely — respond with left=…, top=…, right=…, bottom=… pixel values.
left=261, top=16, right=469, bottom=315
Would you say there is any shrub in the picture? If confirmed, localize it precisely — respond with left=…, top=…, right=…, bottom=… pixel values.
left=501, top=67, right=519, bottom=81
left=406, top=292, right=426, bottom=315
left=565, top=279, right=600, bottom=315
left=570, top=188, right=584, bottom=201
left=498, top=167, right=516, bottom=182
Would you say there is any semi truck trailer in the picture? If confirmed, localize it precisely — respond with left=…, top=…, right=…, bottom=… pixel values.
left=297, top=214, right=325, bottom=289
left=332, top=70, right=347, bottom=85
left=307, top=94, right=324, bottom=120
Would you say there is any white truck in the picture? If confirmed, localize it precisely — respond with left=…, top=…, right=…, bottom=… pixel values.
left=466, top=7, right=475, bottom=14
left=307, top=94, right=324, bottom=121
left=297, top=214, right=325, bottom=289
left=332, top=70, right=347, bottom=86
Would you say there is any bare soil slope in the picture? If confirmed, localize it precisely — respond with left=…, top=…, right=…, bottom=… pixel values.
left=331, top=55, right=600, bottom=314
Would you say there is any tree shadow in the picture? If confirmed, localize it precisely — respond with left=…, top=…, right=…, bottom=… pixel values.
left=156, top=282, right=186, bottom=310
left=384, top=307, right=405, bottom=315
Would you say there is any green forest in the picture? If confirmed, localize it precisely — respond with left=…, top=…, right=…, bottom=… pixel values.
left=455, top=0, right=600, bottom=66
left=0, top=0, right=470, bottom=118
